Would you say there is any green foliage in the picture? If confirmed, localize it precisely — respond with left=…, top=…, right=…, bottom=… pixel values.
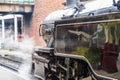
left=72, top=47, right=100, bottom=64
left=85, top=51, right=101, bottom=64
left=73, top=47, right=89, bottom=56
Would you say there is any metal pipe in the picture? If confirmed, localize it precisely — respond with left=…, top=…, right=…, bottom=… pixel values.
left=113, top=0, right=117, bottom=6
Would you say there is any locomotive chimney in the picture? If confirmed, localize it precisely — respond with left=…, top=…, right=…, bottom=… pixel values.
left=65, top=0, right=81, bottom=8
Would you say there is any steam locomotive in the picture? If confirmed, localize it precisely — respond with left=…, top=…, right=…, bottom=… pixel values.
left=32, top=0, right=120, bottom=80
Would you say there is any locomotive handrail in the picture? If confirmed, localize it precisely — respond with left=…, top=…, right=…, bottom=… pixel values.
left=56, top=18, right=120, bottom=27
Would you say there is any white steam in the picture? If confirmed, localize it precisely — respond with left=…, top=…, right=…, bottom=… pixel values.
left=3, top=34, right=35, bottom=54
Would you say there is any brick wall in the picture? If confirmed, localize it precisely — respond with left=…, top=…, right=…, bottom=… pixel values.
left=27, top=0, right=65, bottom=46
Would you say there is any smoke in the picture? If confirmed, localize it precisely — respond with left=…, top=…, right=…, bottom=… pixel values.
left=19, top=35, right=35, bottom=54
left=3, top=34, right=35, bottom=54
left=18, top=54, right=32, bottom=80
left=3, top=36, right=19, bottom=50
left=3, top=34, right=35, bottom=80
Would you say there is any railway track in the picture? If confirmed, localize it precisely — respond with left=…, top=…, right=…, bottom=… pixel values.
left=0, top=54, right=23, bottom=71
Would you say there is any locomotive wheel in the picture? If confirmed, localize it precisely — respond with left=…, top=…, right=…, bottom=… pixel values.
left=46, top=72, right=59, bottom=80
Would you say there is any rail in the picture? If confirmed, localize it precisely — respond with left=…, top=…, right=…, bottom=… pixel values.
left=0, top=55, right=23, bottom=71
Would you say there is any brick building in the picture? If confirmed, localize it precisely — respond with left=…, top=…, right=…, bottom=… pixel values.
left=0, top=0, right=92, bottom=47
left=27, top=0, right=65, bottom=46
